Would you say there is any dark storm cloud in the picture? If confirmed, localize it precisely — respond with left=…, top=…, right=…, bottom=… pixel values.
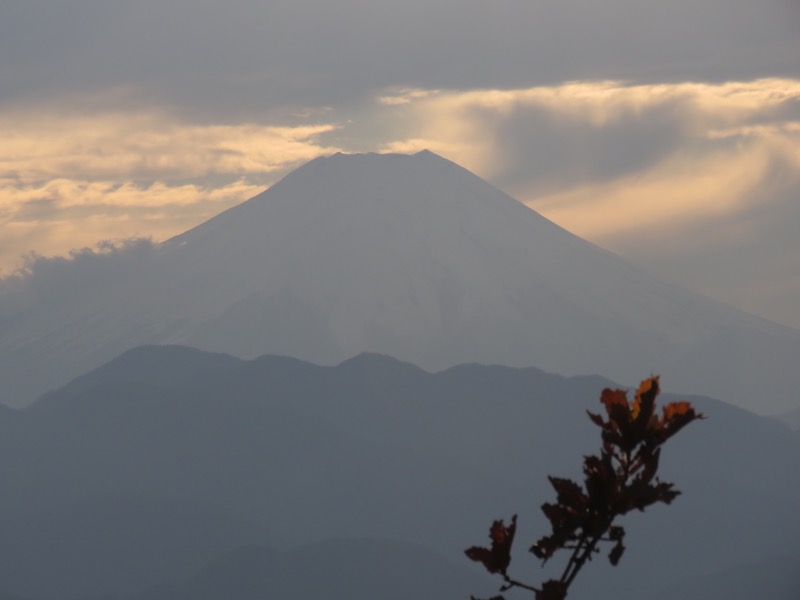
left=1, top=0, right=797, bottom=120
left=478, top=100, right=688, bottom=196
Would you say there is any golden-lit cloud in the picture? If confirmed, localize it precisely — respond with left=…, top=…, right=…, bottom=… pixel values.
left=386, top=78, right=800, bottom=125
left=3, top=178, right=263, bottom=211
left=376, top=88, right=439, bottom=106
left=375, top=78, right=800, bottom=233
left=0, top=105, right=341, bottom=274
left=0, top=108, right=340, bottom=184
left=527, top=142, right=772, bottom=240
left=0, top=179, right=265, bottom=275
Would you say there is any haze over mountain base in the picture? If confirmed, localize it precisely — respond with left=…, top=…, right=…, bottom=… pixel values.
left=1, top=151, right=798, bottom=413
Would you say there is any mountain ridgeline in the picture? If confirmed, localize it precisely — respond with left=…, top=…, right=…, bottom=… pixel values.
left=1, top=151, right=799, bottom=413
left=0, top=346, right=800, bottom=600
left=0, top=346, right=798, bottom=599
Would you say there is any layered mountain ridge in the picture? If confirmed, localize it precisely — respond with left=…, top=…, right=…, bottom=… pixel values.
left=1, top=150, right=798, bottom=412
left=1, top=345, right=797, bottom=599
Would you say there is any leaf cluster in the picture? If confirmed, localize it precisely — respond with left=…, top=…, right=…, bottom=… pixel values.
left=465, top=377, right=703, bottom=600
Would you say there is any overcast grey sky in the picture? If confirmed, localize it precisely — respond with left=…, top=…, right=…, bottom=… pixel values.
left=1, top=0, right=799, bottom=328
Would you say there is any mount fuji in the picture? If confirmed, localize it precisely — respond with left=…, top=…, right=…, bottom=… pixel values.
left=1, top=150, right=799, bottom=413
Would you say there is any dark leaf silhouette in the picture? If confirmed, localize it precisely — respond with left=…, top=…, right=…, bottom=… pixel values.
left=467, top=377, right=703, bottom=599
left=465, top=515, right=517, bottom=575
left=607, top=526, right=625, bottom=566
left=536, top=580, right=567, bottom=600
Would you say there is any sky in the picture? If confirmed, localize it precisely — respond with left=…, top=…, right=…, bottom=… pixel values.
left=1, top=0, right=799, bottom=329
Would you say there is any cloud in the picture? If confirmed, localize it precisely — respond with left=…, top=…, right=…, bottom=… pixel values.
left=0, top=103, right=341, bottom=274
left=525, top=133, right=794, bottom=239
left=0, top=238, right=159, bottom=319
left=2, top=179, right=262, bottom=215
left=2, top=0, right=797, bottom=122
left=0, top=179, right=265, bottom=276
left=373, top=77, right=800, bottom=211
left=376, top=89, right=439, bottom=106
left=0, top=107, right=340, bottom=185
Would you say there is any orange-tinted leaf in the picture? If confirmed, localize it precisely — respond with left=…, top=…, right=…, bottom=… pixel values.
left=600, top=388, right=629, bottom=417
left=635, top=376, right=658, bottom=401
left=600, top=387, right=640, bottom=452
left=663, top=401, right=692, bottom=420
left=659, top=401, right=703, bottom=441
left=632, top=376, right=659, bottom=424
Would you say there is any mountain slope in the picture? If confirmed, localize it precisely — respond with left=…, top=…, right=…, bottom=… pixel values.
left=1, top=150, right=799, bottom=412
left=0, top=494, right=274, bottom=600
